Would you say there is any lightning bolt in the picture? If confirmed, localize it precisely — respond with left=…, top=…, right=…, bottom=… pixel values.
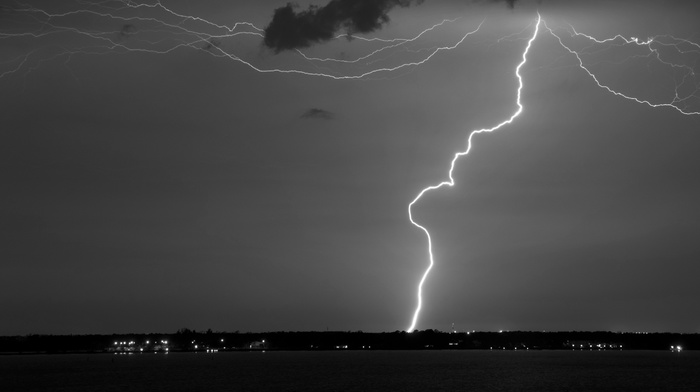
left=545, top=22, right=700, bottom=116
left=2, top=2, right=699, bottom=333
left=406, top=13, right=541, bottom=333
left=405, top=15, right=700, bottom=332
left=295, top=17, right=462, bottom=64
left=0, top=2, right=481, bottom=80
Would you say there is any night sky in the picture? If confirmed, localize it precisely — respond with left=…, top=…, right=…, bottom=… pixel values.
left=1, top=0, right=699, bottom=335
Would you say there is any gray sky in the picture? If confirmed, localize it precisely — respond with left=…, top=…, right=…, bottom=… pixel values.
left=1, top=0, right=699, bottom=335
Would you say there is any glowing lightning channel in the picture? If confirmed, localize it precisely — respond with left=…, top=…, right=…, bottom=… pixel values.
left=296, top=18, right=462, bottom=64
left=0, top=3, right=483, bottom=81
left=406, top=13, right=541, bottom=333
left=544, top=22, right=700, bottom=116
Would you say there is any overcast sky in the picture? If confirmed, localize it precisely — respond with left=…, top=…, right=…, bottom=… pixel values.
left=1, top=0, right=699, bottom=335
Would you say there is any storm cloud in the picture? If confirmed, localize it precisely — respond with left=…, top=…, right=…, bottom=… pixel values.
left=263, top=0, right=422, bottom=52
left=263, top=0, right=522, bottom=52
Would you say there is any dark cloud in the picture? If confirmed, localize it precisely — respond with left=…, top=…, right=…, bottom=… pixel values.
left=263, top=0, right=422, bottom=53
left=263, top=0, right=524, bottom=53
left=301, top=108, right=335, bottom=120
left=479, top=0, right=521, bottom=8
left=117, top=24, right=136, bottom=40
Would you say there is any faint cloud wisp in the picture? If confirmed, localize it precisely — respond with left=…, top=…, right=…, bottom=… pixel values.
left=301, top=108, right=335, bottom=120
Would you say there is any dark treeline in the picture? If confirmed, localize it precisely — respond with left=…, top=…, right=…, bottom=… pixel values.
left=1, top=330, right=698, bottom=354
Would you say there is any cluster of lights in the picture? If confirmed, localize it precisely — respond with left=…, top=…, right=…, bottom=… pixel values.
left=192, top=339, right=226, bottom=350
left=247, top=339, right=266, bottom=349
left=569, top=342, right=622, bottom=350
left=114, top=339, right=167, bottom=345
left=112, top=338, right=169, bottom=353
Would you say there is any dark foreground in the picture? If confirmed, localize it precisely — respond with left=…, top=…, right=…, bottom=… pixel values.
left=1, top=330, right=698, bottom=354
left=2, top=350, right=700, bottom=392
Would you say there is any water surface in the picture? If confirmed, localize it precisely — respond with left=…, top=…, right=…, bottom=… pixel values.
left=2, top=350, right=699, bottom=391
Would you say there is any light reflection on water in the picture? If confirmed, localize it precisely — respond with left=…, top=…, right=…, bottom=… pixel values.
left=2, top=350, right=700, bottom=391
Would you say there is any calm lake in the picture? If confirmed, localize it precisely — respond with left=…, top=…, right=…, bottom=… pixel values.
left=2, top=350, right=699, bottom=391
